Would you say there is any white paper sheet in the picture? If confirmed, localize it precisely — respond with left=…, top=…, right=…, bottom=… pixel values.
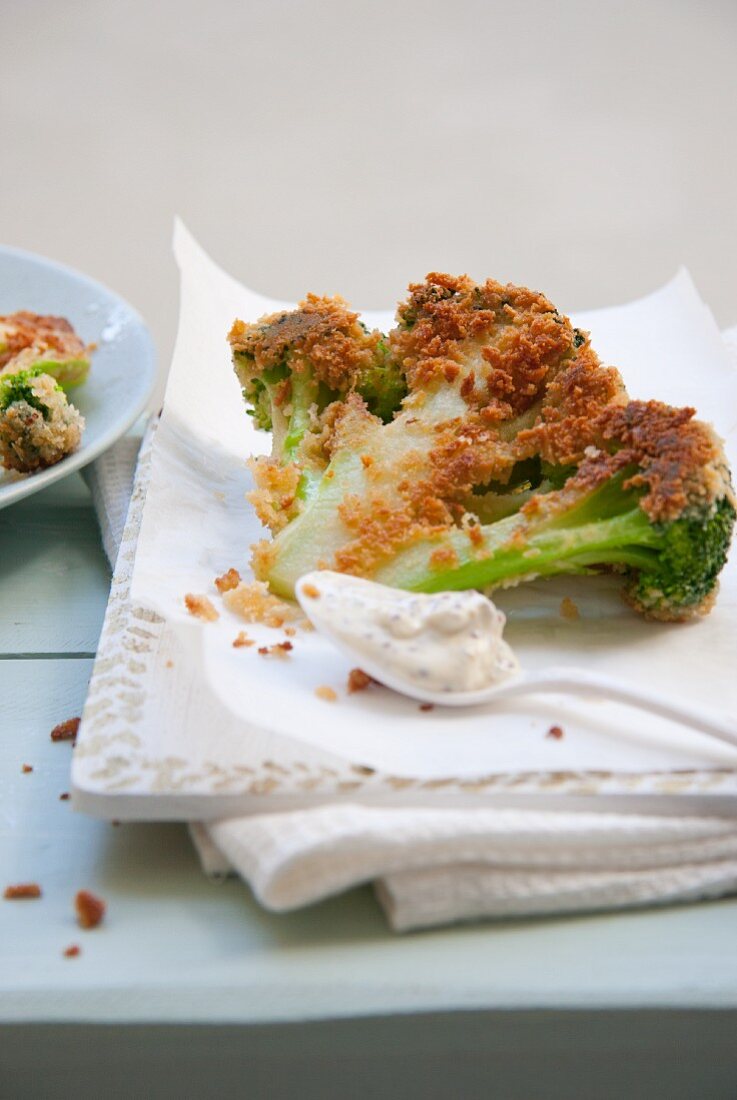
left=127, top=222, right=737, bottom=782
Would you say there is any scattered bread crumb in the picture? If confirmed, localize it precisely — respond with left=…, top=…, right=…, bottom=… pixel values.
left=215, top=567, right=241, bottom=594
left=302, top=583, right=320, bottom=599
left=75, top=890, right=106, bottom=929
left=347, top=668, right=372, bottom=694
left=257, top=641, right=293, bottom=658
left=284, top=626, right=297, bottom=637
left=223, top=580, right=298, bottom=628
left=419, top=703, right=435, bottom=712
left=50, top=717, right=80, bottom=743
left=4, top=883, right=42, bottom=899
left=560, top=597, right=580, bottom=622
left=63, top=944, right=81, bottom=958
left=233, top=631, right=254, bottom=648
left=315, top=685, right=337, bottom=702
left=21, top=763, right=33, bottom=774
left=59, top=792, right=70, bottom=801
left=546, top=725, right=564, bottom=740
left=184, top=594, right=219, bottom=622
left=165, top=659, right=174, bottom=668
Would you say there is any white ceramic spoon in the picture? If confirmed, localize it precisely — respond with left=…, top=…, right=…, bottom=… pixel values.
left=296, top=574, right=737, bottom=754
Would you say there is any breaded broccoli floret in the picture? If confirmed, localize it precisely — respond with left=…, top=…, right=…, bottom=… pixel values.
left=378, top=402, right=735, bottom=621
left=230, top=294, right=405, bottom=528
left=0, top=311, right=91, bottom=389
left=0, top=366, right=84, bottom=472
left=230, top=273, right=735, bottom=621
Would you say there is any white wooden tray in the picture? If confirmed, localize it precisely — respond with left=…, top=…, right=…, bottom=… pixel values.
left=72, top=224, right=737, bottom=819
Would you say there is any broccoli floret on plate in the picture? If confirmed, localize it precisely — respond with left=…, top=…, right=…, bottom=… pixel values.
left=0, top=311, right=91, bottom=389
left=0, top=366, right=84, bottom=472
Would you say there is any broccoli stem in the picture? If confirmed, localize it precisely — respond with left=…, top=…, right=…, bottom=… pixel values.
left=264, top=464, right=667, bottom=599
left=273, top=371, right=324, bottom=503
left=376, top=507, right=661, bottom=592
left=30, top=356, right=90, bottom=390
left=282, top=373, right=316, bottom=463
left=267, top=450, right=367, bottom=597
left=375, top=472, right=664, bottom=592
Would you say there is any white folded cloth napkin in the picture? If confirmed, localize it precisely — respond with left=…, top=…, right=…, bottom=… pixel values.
left=82, top=327, right=737, bottom=930
left=186, top=806, right=737, bottom=931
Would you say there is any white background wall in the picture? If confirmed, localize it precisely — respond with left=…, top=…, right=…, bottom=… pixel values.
left=3, top=0, right=736, bottom=380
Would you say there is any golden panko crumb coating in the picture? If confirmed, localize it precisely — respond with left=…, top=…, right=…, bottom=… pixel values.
left=390, top=272, right=582, bottom=415
left=230, top=294, right=382, bottom=394
left=0, top=311, right=88, bottom=372
left=0, top=372, right=84, bottom=472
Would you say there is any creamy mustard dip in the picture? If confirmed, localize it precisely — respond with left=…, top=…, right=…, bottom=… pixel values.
left=297, top=571, right=519, bottom=696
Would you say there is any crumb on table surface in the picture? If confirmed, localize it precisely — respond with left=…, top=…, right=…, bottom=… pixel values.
left=50, top=717, right=80, bottom=742
left=75, top=889, right=106, bottom=929
left=559, top=596, right=580, bottom=622
left=4, top=883, right=42, bottom=899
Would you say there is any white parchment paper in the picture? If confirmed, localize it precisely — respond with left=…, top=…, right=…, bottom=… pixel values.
left=128, top=222, right=737, bottom=781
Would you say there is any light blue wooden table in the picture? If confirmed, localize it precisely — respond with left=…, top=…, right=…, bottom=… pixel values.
left=3, top=474, right=737, bottom=1098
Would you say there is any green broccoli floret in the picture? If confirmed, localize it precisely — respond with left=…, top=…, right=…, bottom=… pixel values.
left=376, top=466, right=735, bottom=622
left=0, top=365, right=54, bottom=416
left=0, top=366, right=84, bottom=472
left=354, top=334, right=407, bottom=422
left=625, top=497, right=735, bottom=618
left=231, top=273, right=735, bottom=622
left=229, top=294, right=405, bottom=514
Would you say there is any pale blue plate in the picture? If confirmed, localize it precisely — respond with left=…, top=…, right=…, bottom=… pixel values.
left=0, top=244, right=156, bottom=509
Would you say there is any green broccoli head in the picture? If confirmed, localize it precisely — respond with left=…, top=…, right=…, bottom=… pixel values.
left=230, top=273, right=734, bottom=621
left=625, top=497, right=735, bottom=620
left=0, top=364, right=55, bottom=416
left=230, top=295, right=405, bottom=444
left=229, top=294, right=406, bottom=523
left=354, top=335, right=406, bottom=423
left=234, top=359, right=288, bottom=433
left=0, top=365, right=84, bottom=472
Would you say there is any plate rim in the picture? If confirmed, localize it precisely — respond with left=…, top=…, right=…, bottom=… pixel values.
left=0, top=242, right=157, bottom=509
